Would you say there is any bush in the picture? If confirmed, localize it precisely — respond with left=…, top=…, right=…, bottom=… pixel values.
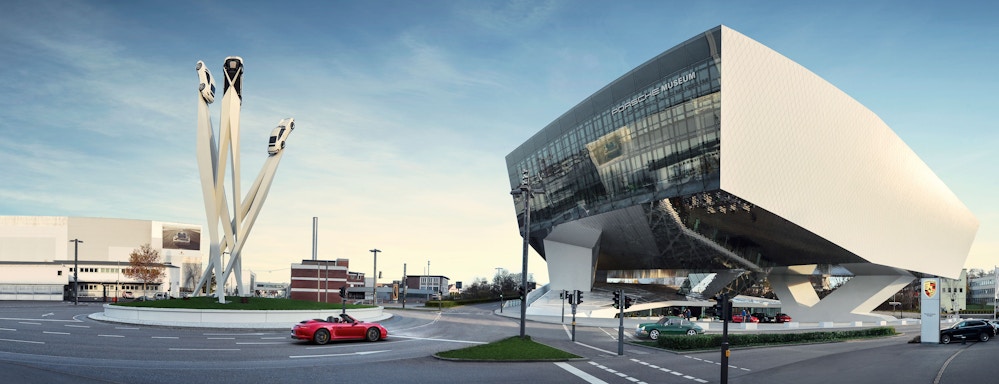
left=655, top=327, right=898, bottom=350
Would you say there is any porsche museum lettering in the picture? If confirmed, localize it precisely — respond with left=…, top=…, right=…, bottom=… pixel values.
left=612, top=71, right=696, bottom=114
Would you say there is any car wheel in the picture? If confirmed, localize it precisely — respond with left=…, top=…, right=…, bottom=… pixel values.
left=365, top=327, right=381, bottom=342
left=649, top=330, right=660, bottom=340
left=686, top=329, right=697, bottom=336
left=941, top=334, right=951, bottom=344
left=313, top=329, right=331, bottom=345
left=980, top=333, right=990, bottom=342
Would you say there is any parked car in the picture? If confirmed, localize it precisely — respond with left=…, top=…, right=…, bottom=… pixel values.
left=122, top=291, right=134, bottom=299
left=635, top=316, right=704, bottom=340
left=987, top=320, right=999, bottom=334
left=774, top=313, right=792, bottom=323
left=751, top=313, right=773, bottom=323
left=291, top=313, right=388, bottom=345
left=732, top=314, right=759, bottom=323
left=940, top=319, right=995, bottom=344
left=153, top=292, right=171, bottom=300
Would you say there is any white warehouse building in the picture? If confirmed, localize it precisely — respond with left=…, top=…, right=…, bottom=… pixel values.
left=0, top=216, right=204, bottom=301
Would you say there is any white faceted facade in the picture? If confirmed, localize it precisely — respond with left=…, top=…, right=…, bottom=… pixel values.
left=506, top=25, right=978, bottom=322
left=720, top=27, right=977, bottom=279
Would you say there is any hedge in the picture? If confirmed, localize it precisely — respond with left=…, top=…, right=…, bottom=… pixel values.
left=655, top=326, right=898, bottom=350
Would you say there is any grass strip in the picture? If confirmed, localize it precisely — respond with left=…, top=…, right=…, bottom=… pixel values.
left=436, top=336, right=580, bottom=361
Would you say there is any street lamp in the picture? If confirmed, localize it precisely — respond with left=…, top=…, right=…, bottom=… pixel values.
left=510, top=169, right=544, bottom=339
left=69, top=239, right=83, bottom=305
left=370, top=249, right=380, bottom=305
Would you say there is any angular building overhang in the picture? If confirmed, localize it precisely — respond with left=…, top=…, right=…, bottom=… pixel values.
left=718, top=26, right=978, bottom=279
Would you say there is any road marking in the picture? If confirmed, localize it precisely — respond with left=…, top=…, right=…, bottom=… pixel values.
left=562, top=324, right=572, bottom=339
left=685, top=355, right=749, bottom=371
left=0, top=318, right=76, bottom=323
left=65, top=325, right=90, bottom=328
left=554, top=362, right=608, bottom=384
left=632, top=358, right=708, bottom=383
left=390, top=335, right=485, bottom=344
left=0, top=338, right=44, bottom=344
left=43, top=331, right=70, bottom=335
left=207, top=337, right=236, bottom=340
left=588, top=362, right=647, bottom=384
left=42, top=313, right=54, bottom=317
left=18, top=322, right=41, bottom=325
left=935, top=347, right=968, bottom=384
left=169, top=348, right=240, bottom=351
left=0, top=328, right=15, bottom=332
left=289, top=350, right=388, bottom=359
left=152, top=336, right=179, bottom=339
left=236, top=342, right=286, bottom=345
left=98, top=334, right=125, bottom=338
left=115, top=327, right=140, bottom=330
left=203, top=332, right=267, bottom=336
left=260, top=337, right=286, bottom=340
left=574, top=341, right=616, bottom=355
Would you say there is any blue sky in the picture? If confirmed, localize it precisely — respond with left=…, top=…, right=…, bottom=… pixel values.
left=1, top=1, right=996, bottom=285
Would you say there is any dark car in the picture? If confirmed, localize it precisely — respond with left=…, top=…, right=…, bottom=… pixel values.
left=774, top=313, right=792, bottom=323
left=940, top=319, right=995, bottom=344
left=751, top=313, right=773, bottom=323
left=635, top=316, right=704, bottom=340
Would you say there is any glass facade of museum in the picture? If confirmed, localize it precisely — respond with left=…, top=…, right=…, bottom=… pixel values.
left=507, top=29, right=721, bottom=231
left=507, top=26, right=865, bottom=283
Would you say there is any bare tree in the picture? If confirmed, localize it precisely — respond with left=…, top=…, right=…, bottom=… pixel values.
left=123, top=243, right=165, bottom=295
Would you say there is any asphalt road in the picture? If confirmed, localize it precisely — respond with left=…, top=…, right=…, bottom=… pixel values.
left=1, top=301, right=995, bottom=383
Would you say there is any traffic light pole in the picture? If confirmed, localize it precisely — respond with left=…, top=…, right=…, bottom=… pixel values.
left=618, top=289, right=625, bottom=356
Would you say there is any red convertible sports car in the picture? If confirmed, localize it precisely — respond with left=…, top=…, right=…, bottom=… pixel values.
left=291, top=313, right=388, bottom=345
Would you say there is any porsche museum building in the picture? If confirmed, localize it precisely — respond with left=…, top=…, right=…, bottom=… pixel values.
left=506, top=26, right=978, bottom=322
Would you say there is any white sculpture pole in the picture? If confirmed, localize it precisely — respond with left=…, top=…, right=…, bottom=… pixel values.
left=193, top=57, right=295, bottom=303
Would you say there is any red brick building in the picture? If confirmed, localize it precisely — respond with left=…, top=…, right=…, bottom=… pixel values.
left=289, top=259, right=365, bottom=303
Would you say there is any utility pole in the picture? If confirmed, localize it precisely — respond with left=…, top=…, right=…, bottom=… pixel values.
left=69, top=239, right=83, bottom=305
left=402, top=263, right=407, bottom=309
left=510, top=169, right=544, bottom=339
left=370, top=249, right=380, bottom=305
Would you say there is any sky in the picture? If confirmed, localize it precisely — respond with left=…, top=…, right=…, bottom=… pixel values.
left=1, top=1, right=996, bottom=287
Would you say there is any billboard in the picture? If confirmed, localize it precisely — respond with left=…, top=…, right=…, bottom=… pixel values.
left=162, top=224, right=201, bottom=251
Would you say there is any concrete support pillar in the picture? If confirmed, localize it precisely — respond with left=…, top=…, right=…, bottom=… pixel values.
left=769, top=263, right=913, bottom=322
left=543, top=222, right=602, bottom=292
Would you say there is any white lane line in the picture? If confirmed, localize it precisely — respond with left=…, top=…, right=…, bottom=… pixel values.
left=389, top=335, right=485, bottom=344
left=18, top=322, right=41, bottom=325
left=1, top=328, right=17, bottom=331
left=98, top=334, right=125, bottom=338
left=574, top=341, right=616, bottom=355
left=684, top=355, right=750, bottom=371
left=562, top=324, right=573, bottom=339
left=207, top=337, right=235, bottom=340
left=0, top=338, right=44, bottom=344
left=152, top=336, right=179, bottom=339
left=260, top=337, right=286, bottom=340
left=554, top=362, right=608, bottom=384
left=43, top=331, right=70, bottom=335
left=64, top=325, right=90, bottom=328
left=203, top=332, right=267, bottom=336
left=588, top=362, right=648, bottom=384
left=0, top=318, right=77, bottom=323
left=236, top=342, right=285, bottom=345
left=169, top=348, right=240, bottom=351
left=116, top=327, right=140, bottom=330
left=289, top=350, right=388, bottom=359
left=631, top=358, right=709, bottom=383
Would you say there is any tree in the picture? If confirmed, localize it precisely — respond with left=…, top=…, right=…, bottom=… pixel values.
left=123, top=243, right=165, bottom=295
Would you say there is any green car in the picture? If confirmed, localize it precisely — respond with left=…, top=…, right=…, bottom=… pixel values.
left=635, top=316, right=704, bottom=340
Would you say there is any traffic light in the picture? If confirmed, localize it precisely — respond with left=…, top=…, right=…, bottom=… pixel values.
left=624, top=295, right=634, bottom=309
left=518, top=286, right=525, bottom=300
left=712, top=295, right=723, bottom=316
left=560, top=291, right=565, bottom=300
left=567, top=293, right=575, bottom=305
left=339, top=286, right=347, bottom=297
left=575, top=290, right=584, bottom=305
left=612, top=290, right=621, bottom=309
